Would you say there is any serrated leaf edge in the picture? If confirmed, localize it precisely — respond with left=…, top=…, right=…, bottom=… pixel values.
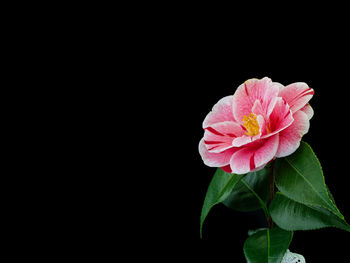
left=271, top=192, right=350, bottom=232
left=302, top=141, right=344, bottom=219
left=279, top=142, right=344, bottom=220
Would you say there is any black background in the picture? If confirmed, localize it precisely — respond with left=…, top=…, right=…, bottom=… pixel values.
left=12, top=5, right=350, bottom=262
left=149, top=28, right=350, bottom=262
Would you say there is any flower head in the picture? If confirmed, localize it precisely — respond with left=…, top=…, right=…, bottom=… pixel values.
left=199, top=77, right=314, bottom=174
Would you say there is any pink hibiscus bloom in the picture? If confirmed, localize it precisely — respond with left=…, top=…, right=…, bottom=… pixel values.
left=199, top=77, right=314, bottom=174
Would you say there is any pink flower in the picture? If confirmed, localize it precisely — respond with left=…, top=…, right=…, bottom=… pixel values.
left=199, top=77, right=314, bottom=174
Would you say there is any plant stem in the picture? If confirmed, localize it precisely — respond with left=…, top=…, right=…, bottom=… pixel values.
left=268, top=161, right=275, bottom=229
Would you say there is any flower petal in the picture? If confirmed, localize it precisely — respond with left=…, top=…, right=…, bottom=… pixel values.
left=272, top=81, right=285, bottom=91
left=203, top=96, right=235, bottom=128
left=198, top=138, right=239, bottom=167
left=275, top=110, right=310, bottom=158
left=251, top=99, right=264, bottom=116
left=299, top=103, right=314, bottom=120
left=229, top=135, right=279, bottom=174
left=232, top=77, right=279, bottom=123
left=261, top=97, right=294, bottom=139
left=278, top=82, right=314, bottom=113
left=204, top=121, right=244, bottom=153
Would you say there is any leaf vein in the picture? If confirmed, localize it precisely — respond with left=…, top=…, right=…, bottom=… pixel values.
left=284, top=157, right=338, bottom=216
left=241, top=179, right=270, bottom=219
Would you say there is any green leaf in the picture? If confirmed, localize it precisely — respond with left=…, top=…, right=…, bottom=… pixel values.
left=200, top=168, right=244, bottom=238
left=248, top=228, right=266, bottom=236
left=270, top=192, right=350, bottom=232
left=222, top=167, right=270, bottom=212
left=274, top=141, right=343, bottom=219
left=243, top=226, right=293, bottom=263
left=326, top=185, right=338, bottom=208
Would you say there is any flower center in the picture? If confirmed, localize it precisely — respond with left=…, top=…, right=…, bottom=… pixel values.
left=242, top=113, right=260, bottom=136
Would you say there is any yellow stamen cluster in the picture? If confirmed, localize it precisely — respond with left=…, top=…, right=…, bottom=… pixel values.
left=243, top=113, right=260, bottom=136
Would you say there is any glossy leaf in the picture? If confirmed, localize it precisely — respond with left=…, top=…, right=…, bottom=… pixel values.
left=222, top=167, right=270, bottom=212
left=244, top=226, right=293, bottom=263
left=326, top=185, right=338, bottom=209
left=200, top=168, right=244, bottom=238
left=274, top=141, right=343, bottom=219
left=270, top=192, right=350, bottom=232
